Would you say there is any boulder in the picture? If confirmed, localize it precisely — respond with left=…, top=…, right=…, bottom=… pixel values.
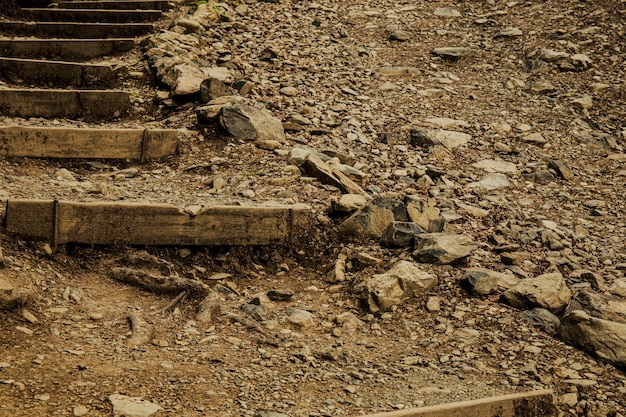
left=568, top=289, right=626, bottom=324
left=405, top=196, right=445, bottom=232
left=463, top=268, right=519, bottom=295
left=364, top=260, right=437, bottom=313
left=502, top=272, right=571, bottom=314
left=339, top=196, right=407, bottom=240
left=413, top=233, right=477, bottom=265
left=220, top=104, right=285, bottom=143
left=559, top=310, right=626, bottom=369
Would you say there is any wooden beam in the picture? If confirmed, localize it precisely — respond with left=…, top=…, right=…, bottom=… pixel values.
left=20, top=8, right=163, bottom=23
left=356, top=390, right=556, bottom=417
left=57, top=0, right=172, bottom=10
left=0, top=22, right=154, bottom=39
left=4, top=200, right=311, bottom=246
left=0, top=127, right=178, bottom=160
left=0, top=39, right=135, bottom=59
left=0, top=89, right=130, bottom=119
left=0, top=58, right=116, bottom=87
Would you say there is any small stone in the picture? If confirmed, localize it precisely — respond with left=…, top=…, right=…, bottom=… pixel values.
left=426, top=296, right=441, bottom=312
left=570, top=54, right=592, bottom=70
left=73, top=405, right=89, bottom=416
left=495, top=27, right=523, bottom=37
left=549, top=160, right=574, bottom=180
left=572, top=95, right=593, bottom=110
left=390, top=30, right=412, bottom=41
left=609, top=278, right=626, bottom=297
left=523, top=132, right=547, bottom=145
left=432, top=47, right=479, bottom=59
left=22, top=309, right=38, bottom=324
left=56, top=168, right=77, bottom=181
left=434, top=7, right=461, bottom=17
left=279, top=86, right=299, bottom=97
left=381, top=221, right=427, bottom=248
left=468, top=173, right=511, bottom=190
left=287, top=309, right=315, bottom=328
left=560, top=393, right=578, bottom=407
left=199, top=78, right=232, bottom=103
left=520, top=308, right=561, bottom=335
left=331, top=194, right=369, bottom=213
left=463, top=268, right=519, bottom=295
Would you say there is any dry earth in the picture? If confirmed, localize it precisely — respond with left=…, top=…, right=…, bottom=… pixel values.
left=1, top=0, right=626, bottom=416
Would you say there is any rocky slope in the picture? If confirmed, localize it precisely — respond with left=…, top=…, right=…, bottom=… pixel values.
left=1, top=0, right=626, bottom=416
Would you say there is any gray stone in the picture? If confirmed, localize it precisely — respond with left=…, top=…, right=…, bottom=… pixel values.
left=467, top=173, right=511, bottom=190
left=463, top=268, right=519, bottom=295
left=502, top=272, right=571, bottom=314
left=108, top=394, right=162, bottom=417
left=411, top=129, right=471, bottom=150
left=339, top=196, right=407, bottom=240
left=200, top=78, right=232, bottom=103
left=381, top=222, right=427, bottom=248
left=220, top=104, right=286, bottom=143
left=520, top=308, right=561, bottom=335
left=390, top=30, right=412, bottom=41
left=559, top=310, right=626, bottom=369
left=405, top=196, right=445, bottom=232
left=164, top=64, right=205, bottom=97
left=365, top=260, right=437, bottom=313
left=413, top=233, right=477, bottom=265
left=523, top=170, right=556, bottom=184
left=287, top=309, right=315, bottom=328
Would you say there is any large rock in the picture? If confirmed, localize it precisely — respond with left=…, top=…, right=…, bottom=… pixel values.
left=0, top=273, right=38, bottom=310
left=409, top=129, right=471, bottom=150
left=364, top=261, right=437, bottom=313
left=405, top=196, right=445, bottom=232
left=413, top=233, right=477, bottom=265
left=559, top=310, right=626, bottom=369
left=609, top=278, right=626, bottom=297
left=164, top=64, right=206, bottom=97
left=108, top=394, right=162, bottom=417
left=339, top=196, right=407, bottom=240
left=502, top=272, right=571, bottom=314
left=521, top=308, right=561, bottom=335
left=463, top=268, right=519, bottom=295
left=568, top=289, right=626, bottom=324
left=220, top=104, right=286, bottom=143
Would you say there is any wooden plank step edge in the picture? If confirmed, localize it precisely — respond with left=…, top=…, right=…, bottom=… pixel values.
left=355, top=390, right=556, bottom=417
left=56, top=0, right=173, bottom=10
left=0, top=57, right=117, bottom=87
left=0, top=22, right=154, bottom=39
left=0, top=126, right=178, bottom=161
left=3, top=200, right=312, bottom=247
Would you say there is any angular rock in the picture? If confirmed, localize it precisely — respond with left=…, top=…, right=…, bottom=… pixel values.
left=220, top=104, right=286, bottom=143
left=472, top=159, right=518, bottom=173
left=331, top=194, right=369, bottom=213
left=568, top=289, right=626, bottom=324
left=410, top=129, right=471, bottom=150
left=196, top=292, right=221, bottom=323
left=413, top=233, right=477, bottom=265
left=570, top=54, right=592, bottom=70
left=609, top=278, right=626, bottom=298
left=199, top=78, right=232, bottom=103
left=327, top=248, right=350, bottom=283
left=520, top=308, right=561, bottom=335
left=434, top=7, right=461, bottom=17
left=365, top=260, right=437, bottom=313
left=405, top=196, right=445, bottom=232
left=502, top=272, right=571, bottom=314
left=301, top=154, right=366, bottom=195
left=524, top=170, right=556, bottom=184
left=559, top=310, right=626, bottom=369
left=287, top=309, right=315, bottom=328
left=164, top=64, right=205, bottom=97
left=463, top=268, right=519, bottom=295
left=495, top=27, right=523, bottom=37
left=549, top=160, right=574, bottom=180
left=468, top=173, right=511, bottom=190
left=339, top=196, right=407, bottom=240
left=381, top=221, right=426, bottom=248
left=108, top=394, right=162, bottom=417
left=390, top=30, right=412, bottom=41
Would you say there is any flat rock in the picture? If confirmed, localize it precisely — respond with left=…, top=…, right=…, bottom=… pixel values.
left=413, top=233, right=477, bottom=265
left=495, top=27, right=523, bottom=37
left=434, top=7, right=461, bottom=17
left=472, top=159, right=518, bottom=173
left=463, top=268, right=519, bottom=295
left=423, top=117, right=470, bottom=129
left=568, top=289, right=626, bottom=324
left=559, top=310, right=626, bottom=369
left=220, top=104, right=285, bottom=143
left=301, top=154, right=366, bottom=195
left=609, top=278, right=626, bottom=297
left=331, top=194, right=369, bottom=213
left=199, top=78, right=232, bottom=103
left=502, top=272, right=571, bottom=314
left=108, top=394, right=162, bottom=417
left=381, top=221, right=427, bottom=248
left=365, top=260, right=437, bottom=313
left=468, top=173, right=511, bottom=190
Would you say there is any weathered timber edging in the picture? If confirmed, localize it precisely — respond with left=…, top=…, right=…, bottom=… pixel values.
left=0, top=39, right=135, bottom=59
left=19, top=8, right=163, bottom=23
left=56, top=0, right=172, bottom=10
left=0, top=58, right=116, bottom=87
left=4, top=200, right=311, bottom=246
left=356, top=390, right=556, bottom=417
left=0, top=22, right=154, bottom=39
left=0, top=89, right=130, bottom=119
left=0, top=127, right=178, bottom=160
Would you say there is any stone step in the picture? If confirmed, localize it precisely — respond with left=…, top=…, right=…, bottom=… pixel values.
left=20, top=8, right=163, bottom=22
left=56, top=0, right=172, bottom=10
left=0, top=89, right=131, bottom=119
left=0, top=126, right=178, bottom=160
left=0, top=38, right=135, bottom=59
left=0, top=57, right=119, bottom=87
left=0, top=21, right=154, bottom=38
left=4, top=200, right=310, bottom=246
